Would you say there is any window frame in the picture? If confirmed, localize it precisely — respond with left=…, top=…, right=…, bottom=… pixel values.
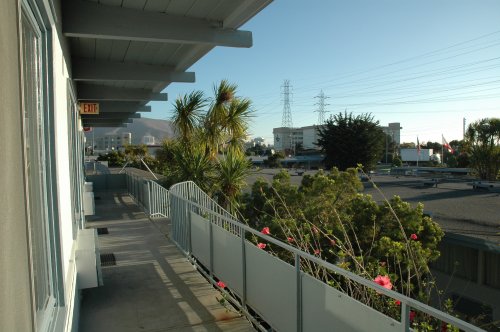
left=20, top=0, right=65, bottom=330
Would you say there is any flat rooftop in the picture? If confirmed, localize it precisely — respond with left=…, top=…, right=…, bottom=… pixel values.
left=364, top=175, right=499, bottom=244
left=245, top=169, right=499, bottom=245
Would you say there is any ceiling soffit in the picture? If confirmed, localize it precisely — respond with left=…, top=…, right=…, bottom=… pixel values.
left=63, top=0, right=272, bottom=127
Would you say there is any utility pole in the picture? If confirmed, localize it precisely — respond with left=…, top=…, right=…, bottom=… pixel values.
left=463, top=117, right=466, bottom=140
left=314, top=90, right=330, bottom=125
left=281, top=80, right=293, bottom=152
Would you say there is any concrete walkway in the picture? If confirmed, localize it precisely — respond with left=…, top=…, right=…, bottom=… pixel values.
left=80, top=191, right=254, bottom=332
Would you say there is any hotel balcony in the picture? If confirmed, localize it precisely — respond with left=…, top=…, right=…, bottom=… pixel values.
left=77, top=169, right=485, bottom=332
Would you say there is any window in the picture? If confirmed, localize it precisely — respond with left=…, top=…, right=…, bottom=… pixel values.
left=21, top=5, right=55, bottom=328
left=21, top=1, right=64, bottom=329
left=67, top=85, right=84, bottom=238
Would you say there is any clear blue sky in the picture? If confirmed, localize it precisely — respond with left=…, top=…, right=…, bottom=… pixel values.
left=148, top=0, right=500, bottom=145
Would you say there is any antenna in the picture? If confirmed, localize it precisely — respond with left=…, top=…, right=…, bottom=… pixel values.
left=314, top=90, right=330, bottom=124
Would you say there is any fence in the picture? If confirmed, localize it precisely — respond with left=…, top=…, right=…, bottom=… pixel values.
left=125, top=171, right=149, bottom=210
left=147, top=180, right=170, bottom=219
left=168, top=181, right=484, bottom=332
left=125, top=170, right=170, bottom=220
left=123, top=172, right=483, bottom=332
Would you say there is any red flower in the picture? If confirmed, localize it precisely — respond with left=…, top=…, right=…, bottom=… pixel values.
left=441, top=323, right=448, bottom=332
left=314, top=249, right=320, bottom=255
left=261, top=227, right=270, bottom=235
left=394, top=300, right=401, bottom=306
left=409, top=311, right=416, bottom=322
left=257, top=243, right=266, bottom=249
left=410, top=233, right=418, bottom=240
left=287, top=237, right=294, bottom=243
left=217, top=281, right=226, bottom=288
left=374, top=275, right=392, bottom=290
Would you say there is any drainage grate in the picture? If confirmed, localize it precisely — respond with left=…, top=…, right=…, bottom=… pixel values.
left=100, top=253, right=116, bottom=266
left=97, top=227, right=109, bottom=235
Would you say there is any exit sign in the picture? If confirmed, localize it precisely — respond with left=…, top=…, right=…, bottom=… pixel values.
left=79, top=102, right=99, bottom=115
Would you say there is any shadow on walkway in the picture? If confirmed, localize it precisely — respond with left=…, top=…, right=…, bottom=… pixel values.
left=80, top=191, right=254, bottom=332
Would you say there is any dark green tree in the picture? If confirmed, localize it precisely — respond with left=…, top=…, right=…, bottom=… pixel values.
left=464, top=118, right=500, bottom=180
left=265, top=151, right=285, bottom=168
left=317, top=112, right=385, bottom=171
left=449, top=139, right=465, bottom=153
left=400, top=142, right=415, bottom=149
left=424, top=141, right=441, bottom=152
left=392, top=156, right=403, bottom=167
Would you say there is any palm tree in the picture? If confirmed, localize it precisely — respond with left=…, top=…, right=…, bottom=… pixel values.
left=465, top=118, right=500, bottom=180
left=172, top=91, right=207, bottom=145
left=160, top=80, right=254, bottom=200
left=225, top=98, right=253, bottom=154
left=215, top=150, right=252, bottom=211
left=205, top=80, right=238, bottom=158
left=173, top=144, right=215, bottom=194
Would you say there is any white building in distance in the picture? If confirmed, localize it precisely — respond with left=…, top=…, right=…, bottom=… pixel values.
left=95, top=132, right=132, bottom=150
left=381, top=122, right=402, bottom=145
left=273, top=122, right=402, bottom=152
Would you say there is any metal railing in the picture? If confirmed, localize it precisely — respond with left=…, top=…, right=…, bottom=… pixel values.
left=147, top=180, right=170, bottom=219
left=123, top=173, right=483, bottom=332
left=167, top=181, right=484, bottom=332
left=125, top=171, right=149, bottom=210
left=125, top=170, right=170, bottom=220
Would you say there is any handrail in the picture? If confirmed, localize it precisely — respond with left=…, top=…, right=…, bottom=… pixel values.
left=124, top=177, right=483, bottom=331
left=168, top=181, right=484, bottom=332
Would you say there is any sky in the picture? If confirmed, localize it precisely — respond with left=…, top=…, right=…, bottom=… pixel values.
left=148, top=0, right=500, bottom=146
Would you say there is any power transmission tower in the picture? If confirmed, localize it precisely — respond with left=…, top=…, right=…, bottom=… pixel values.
left=314, top=90, right=330, bottom=124
left=281, top=80, right=293, bottom=128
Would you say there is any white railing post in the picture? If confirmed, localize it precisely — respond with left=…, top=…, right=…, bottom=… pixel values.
left=241, top=228, right=247, bottom=310
left=295, top=253, right=302, bottom=332
left=146, top=180, right=151, bottom=216
left=401, top=302, right=410, bottom=332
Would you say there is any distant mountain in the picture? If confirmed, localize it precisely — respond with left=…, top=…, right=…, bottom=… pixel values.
left=85, top=117, right=176, bottom=145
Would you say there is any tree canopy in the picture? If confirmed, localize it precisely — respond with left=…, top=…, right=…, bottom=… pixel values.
left=465, top=117, right=500, bottom=180
left=240, top=168, right=446, bottom=328
left=317, top=112, right=385, bottom=171
left=157, top=80, right=253, bottom=210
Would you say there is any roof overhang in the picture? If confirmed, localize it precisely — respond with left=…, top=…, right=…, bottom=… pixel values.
left=63, top=0, right=272, bottom=128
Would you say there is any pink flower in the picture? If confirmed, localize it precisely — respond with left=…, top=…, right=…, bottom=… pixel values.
left=312, top=226, right=319, bottom=234
left=374, top=275, right=392, bottom=290
left=314, top=249, right=320, bottom=255
left=410, top=233, right=418, bottom=240
left=330, top=239, right=336, bottom=246
left=257, top=243, right=266, bottom=249
left=287, top=237, right=294, bottom=243
left=261, top=227, right=270, bottom=235
left=409, top=311, right=416, bottom=322
left=217, top=281, right=226, bottom=288
left=394, top=300, right=401, bottom=306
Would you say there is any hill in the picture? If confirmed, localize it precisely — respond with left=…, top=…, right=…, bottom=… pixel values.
left=85, top=117, right=176, bottom=145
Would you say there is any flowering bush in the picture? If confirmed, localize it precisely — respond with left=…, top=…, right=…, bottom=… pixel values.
left=374, top=275, right=392, bottom=290
left=240, top=168, right=450, bottom=330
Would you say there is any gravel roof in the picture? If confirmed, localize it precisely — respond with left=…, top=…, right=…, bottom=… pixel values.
left=245, top=169, right=499, bottom=245
left=363, top=175, right=499, bottom=244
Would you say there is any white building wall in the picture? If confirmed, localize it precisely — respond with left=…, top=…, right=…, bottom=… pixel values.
left=302, top=127, right=318, bottom=149
left=0, top=1, right=34, bottom=330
